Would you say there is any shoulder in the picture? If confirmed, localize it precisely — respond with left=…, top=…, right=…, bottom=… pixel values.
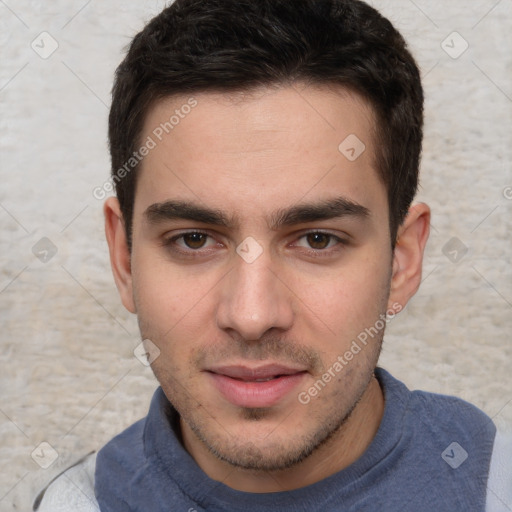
left=33, top=418, right=146, bottom=512
left=33, top=452, right=99, bottom=512
left=95, top=417, right=146, bottom=476
left=402, top=379, right=512, bottom=511
left=410, top=386, right=493, bottom=422
left=406, top=384, right=496, bottom=443
left=486, top=429, right=512, bottom=511
left=378, top=368, right=496, bottom=439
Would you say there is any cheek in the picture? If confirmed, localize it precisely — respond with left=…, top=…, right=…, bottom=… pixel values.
left=132, top=249, right=216, bottom=321
left=288, top=253, right=390, bottom=337
left=131, top=262, right=221, bottom=374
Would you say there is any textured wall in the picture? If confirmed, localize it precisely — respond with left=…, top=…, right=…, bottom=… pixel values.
left=1, top=1, right=511, bottom=509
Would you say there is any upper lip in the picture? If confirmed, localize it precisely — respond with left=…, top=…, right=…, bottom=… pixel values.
left=206, top=364, right=307, bottom=381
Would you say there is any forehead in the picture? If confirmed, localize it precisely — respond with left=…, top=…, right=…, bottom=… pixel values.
left=142, top=83, right=376, bottom=154
left=135, top=83, right=385, bottom=223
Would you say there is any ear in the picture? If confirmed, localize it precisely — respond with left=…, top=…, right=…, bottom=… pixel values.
left=388, top=202, right=431, bottom=311
left=104, top=197, right=136, bottom=314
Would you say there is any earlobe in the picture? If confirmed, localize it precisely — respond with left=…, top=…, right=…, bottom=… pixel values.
left=388, top=203, right=431, bottom=311
left=104, top=197, right=137, bottom=314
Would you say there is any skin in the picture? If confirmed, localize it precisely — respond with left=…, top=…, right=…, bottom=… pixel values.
left=104, top=83, right=430, bottom=493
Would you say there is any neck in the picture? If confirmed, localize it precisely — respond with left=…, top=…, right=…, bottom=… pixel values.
left=183, top=374, right=385, bottom=492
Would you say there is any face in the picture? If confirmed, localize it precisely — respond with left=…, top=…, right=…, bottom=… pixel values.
left=107, top=84, right=425, bottom=476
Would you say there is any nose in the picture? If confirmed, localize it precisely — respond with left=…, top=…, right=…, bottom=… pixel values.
left=216, top=250, right=294, bottom=341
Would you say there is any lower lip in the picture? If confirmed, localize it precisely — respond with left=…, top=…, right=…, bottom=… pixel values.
left=207, top=372, right=307, bottom=408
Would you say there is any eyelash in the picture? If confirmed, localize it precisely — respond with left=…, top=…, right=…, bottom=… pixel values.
left=162, top=231, right=219, bottom=257
left=162, top=230, right=348, bottom=258
left=294, top=232, right=348, bottom=257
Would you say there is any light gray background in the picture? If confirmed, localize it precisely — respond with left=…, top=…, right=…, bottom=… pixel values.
left=1, top=0, right=511, bottom=510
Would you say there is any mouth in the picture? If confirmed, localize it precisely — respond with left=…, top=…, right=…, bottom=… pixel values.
left=205, top=364, right=308, bottom=408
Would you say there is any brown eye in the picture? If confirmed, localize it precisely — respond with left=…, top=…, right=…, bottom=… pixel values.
left=306, top=233, right=332, bottom=249
left=182, top=232, right=208, bottom=249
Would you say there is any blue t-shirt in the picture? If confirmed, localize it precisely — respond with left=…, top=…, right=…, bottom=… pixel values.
left=93, top=368, right=498, bottom=511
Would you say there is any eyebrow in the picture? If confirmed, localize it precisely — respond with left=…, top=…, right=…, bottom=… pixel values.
left=144, top=201, right=233, bottom=227
left=268, top=197, right=370, bottom=229
left=143, top=197, right=370, bottom=230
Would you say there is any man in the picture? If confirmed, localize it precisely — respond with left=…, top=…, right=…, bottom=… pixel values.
left=35, top=0, right=511, bottom=510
